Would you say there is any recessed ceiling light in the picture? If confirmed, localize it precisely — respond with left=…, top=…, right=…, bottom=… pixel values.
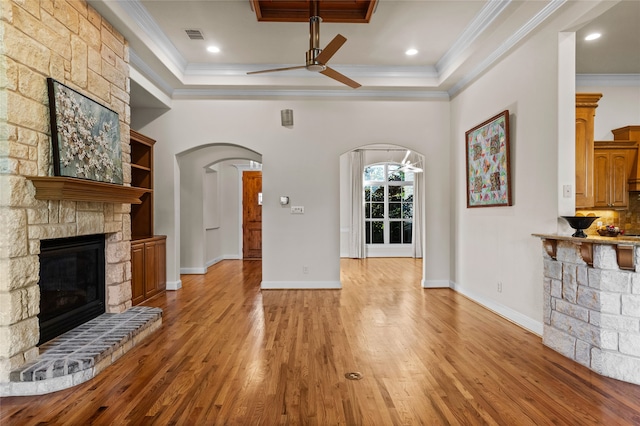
left=585, top=33, right=601, bottom=41
left=207, top=46, right=220, bottom=53
left=405, top=48, right=418, bottom=56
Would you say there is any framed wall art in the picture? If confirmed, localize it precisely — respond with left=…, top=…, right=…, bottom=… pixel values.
left=47, top=78, right=123, bottom=184
left=465, top=110, right=512, bottom=208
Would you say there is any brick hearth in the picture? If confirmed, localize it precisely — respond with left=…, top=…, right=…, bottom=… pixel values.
left=0, top=306, right=162, bottom=396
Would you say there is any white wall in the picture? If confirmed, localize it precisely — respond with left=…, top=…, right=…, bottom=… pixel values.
left=449, top=2, right=608, bottom=333
left=575, top=83, right=640, bottom=140
left=135, top=99, right=450, bottom=289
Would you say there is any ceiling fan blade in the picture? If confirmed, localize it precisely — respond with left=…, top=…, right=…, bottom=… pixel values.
left=320, top=67, right=361, bottom=89
left=315, top=34, right=347, bottom=64
left=247, top=65, right=307, bottom=75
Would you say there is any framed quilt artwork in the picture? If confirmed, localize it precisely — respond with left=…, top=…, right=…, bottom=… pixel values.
left=47, top=78, right=123, bottom=184
left=465, top=110, right=512, bottom=208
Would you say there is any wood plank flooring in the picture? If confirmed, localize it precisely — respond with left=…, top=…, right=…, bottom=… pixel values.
left=2, top=258, right=640, bottom=425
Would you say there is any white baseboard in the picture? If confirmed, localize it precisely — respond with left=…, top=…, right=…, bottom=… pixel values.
left=180, top=255, right=234, bottom=275
left=261, top=281, right=342, bottom=290
left=422, top=279, right=453, bottom=288
left=166, top=279, right=182, bottom=290
left=224, top=254, right=242, bottom=260
left=206, top=256, right=224, bottom=268
left=180, top=267, right=206, bottom=274
left=451, top=282, right=543, bottom=336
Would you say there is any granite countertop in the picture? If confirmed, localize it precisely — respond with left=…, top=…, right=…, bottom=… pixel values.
left=532, top=233, right=640, bottom=245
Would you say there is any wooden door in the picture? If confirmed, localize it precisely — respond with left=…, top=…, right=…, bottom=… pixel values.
left=243, top=171, right=262, bottom=259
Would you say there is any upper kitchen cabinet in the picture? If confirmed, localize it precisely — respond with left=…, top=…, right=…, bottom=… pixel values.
left=613, top=126, right=640, bottom=191
left=593, top=141, right=637, bottom=209
left=575, top=93, right=602, bottom=209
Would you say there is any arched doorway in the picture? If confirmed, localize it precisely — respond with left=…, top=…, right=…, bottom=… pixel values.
left=176, top=143, right=262, bottom=274
left=339, top=144, right=426, bottom=284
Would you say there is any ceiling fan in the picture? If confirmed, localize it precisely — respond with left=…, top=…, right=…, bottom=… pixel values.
left=247, top=1, right=361, bottom=89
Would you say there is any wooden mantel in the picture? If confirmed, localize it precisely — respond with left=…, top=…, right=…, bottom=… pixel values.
left=26, top=176, right=146, bottom=204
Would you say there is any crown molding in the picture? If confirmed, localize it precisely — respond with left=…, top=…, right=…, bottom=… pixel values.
left=576, top=74, right=640, bottom=87
left=171, top=88, right=450, bottom=101
left=118, top=0, right=187, bottom=72
left=448, top=0, right=567, bottom=97
left=185, top=63, right=438, bottom=79
left=436, top=0, right=512, bottom=76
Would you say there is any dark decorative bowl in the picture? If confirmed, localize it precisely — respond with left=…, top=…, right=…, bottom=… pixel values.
left=597, top=229, right=621, bottom=237
left=561, top=216, right=599, bottom=238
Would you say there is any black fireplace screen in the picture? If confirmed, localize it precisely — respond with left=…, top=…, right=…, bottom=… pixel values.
left=38, top=234, right=105, bottom=344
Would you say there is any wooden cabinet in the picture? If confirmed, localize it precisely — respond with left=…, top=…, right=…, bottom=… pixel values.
left=129, top=130, right=167, bottom=305
left=593, top=141, right=637, bottom=209
left=613, top=126, right=640, bottom=191
left=131, top=236, right=167, bottom=305
left=575, top=93, right=602, bottom=208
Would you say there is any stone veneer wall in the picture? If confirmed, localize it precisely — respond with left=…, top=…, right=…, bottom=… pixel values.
left=542, top=241, right=640, bottom=385
left=0, top=0, right=132, bottom=382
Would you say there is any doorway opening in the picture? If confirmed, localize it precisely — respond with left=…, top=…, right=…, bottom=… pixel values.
left=339, top=144, right=426, bottom=285
left=176, top=144, right=262, bottom=275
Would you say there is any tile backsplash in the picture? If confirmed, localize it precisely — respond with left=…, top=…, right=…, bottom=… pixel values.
left=576, top=192, right=640, bottom=235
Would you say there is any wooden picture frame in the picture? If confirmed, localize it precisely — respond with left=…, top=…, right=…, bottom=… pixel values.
left=47, top=78, right=123, bottom=184
left=465, top=110, right=512, bottom=207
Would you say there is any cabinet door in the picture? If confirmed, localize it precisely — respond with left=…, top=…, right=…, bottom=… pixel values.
left=593, top=149, right=630, bottom=209
left=156, top=238, right=166, bottom=292
left=610, top=153, right=628, bottom=207
left=144, top=241, right=158, bottom=299
left=576, top=115, right=595, bottom=208
left=593, top=153, right=609, bottom=208
left=131, top=243, right=145, bottom=306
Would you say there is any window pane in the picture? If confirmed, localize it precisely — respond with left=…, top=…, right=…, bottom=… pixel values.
left=371, top=202, right=384, bottom=218
left=364, top=165, right=384, bottom=181
left=390, top=221, right=402, bottom=244
left=403, top=221, right=412, bottom=243
left=403, top=185, right=414, bottom=201
left=388, top=164, right=404, bottom=181
left=371, top=186, right=384, bottom=201
left=365, top=221, right=371, bottom=244
left=402, top=202, right=413, bottom=219
left=364, top=186, right=371, bottom=202
left=372, top=221, right=384, bottom=244
left=388, top=186, right=401, bottom=201
left=389, top=202, right=401, bottom=218
left=365, top=203, right=371, bottom=219
left=405, top=171, right=414, bottom=182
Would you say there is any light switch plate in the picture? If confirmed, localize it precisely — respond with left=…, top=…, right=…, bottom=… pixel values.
left=291, top=206, right=304, bottom=214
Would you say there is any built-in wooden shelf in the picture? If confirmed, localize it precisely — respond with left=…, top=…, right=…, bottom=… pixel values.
left=27, top=176, right=145, bottom=204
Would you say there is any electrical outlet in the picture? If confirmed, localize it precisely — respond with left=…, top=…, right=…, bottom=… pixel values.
left=497, top=282, right=503, bottom=293
left=563, top=184, right=572, bottom=198
left=291, top=206, right=304, bottom=214
left=303, top=265, right=309, bottom=274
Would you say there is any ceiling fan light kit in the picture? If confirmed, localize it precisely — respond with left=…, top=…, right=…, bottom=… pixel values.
left=247, top=1, right=361, bottom=89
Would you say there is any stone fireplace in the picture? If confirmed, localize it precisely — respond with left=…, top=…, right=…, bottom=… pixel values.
left=0, top=0, right=134, bottom=382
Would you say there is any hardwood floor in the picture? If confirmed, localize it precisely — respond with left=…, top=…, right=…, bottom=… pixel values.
left=2, top=258, right=640, bottom=425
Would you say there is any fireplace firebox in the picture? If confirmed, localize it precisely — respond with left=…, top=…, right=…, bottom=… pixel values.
left=38, top=234, right=106, bottom=344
